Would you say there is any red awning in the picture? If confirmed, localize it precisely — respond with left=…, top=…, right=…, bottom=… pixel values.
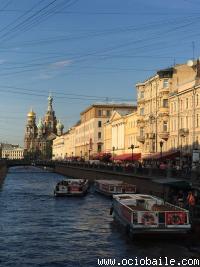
left=92, top=152, right=112, bottom=160
left=113, top=153, right=141, bottom=161
left=142, top=151, right=180, bottom=160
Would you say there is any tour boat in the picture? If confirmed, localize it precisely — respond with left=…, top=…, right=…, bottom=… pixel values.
left=54, top=178, right=89, bottom=196
left=111, top=194, right=191, bottom=235
left=95, top=179, right=136, bottom=197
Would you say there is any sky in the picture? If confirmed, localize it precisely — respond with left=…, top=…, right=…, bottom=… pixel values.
left=0, top=0, right=200, bottom=145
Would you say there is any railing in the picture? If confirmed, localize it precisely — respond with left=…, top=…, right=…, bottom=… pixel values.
left=53, top=160, right=199, bottom=182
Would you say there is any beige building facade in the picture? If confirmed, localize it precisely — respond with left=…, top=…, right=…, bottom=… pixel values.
left=52, top=60, right=200, bottom=161
left=136, top=69, right=171, bottom=156
left=136, top=59, right=200, bottom=157
left=52, top=127, right=76, bottom=160
left=2, top=147, right=24, bottom=159
left=74, top=104, right=136, bottom=159
left=169, top=61, right=200, bottom=154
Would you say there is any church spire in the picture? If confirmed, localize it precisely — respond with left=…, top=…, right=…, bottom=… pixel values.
left=47, top=93, right=53, bottom=112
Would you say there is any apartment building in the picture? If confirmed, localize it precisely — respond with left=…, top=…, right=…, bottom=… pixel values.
left=74, top=103, right=136, bottom=159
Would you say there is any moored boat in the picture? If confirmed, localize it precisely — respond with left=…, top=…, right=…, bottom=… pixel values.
left=95, top=179, right=136, bottom=197
left=54, top=178, right=89, bottom=196
left=111, top=194, right=191, bottom=235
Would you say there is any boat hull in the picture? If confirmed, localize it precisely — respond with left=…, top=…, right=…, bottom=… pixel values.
left=54, top=179, right=89, bottom=197
left=113, top=211, right=191, bottom=236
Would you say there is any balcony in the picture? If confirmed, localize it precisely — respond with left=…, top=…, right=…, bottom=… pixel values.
left=136, top=136, right=145, bottom=143
left=137, top=116, right=145, bottom=126
left=158, top=107, right=169, bottom=116
left=179, top=128, right=189, bottom=137
left=149, top=133, right=155, bottom=139
left=159, top=131, right=169, bottom=141
left=137, top=97, right=145, bottom=104
left=159, top=88, right=170, bottom=97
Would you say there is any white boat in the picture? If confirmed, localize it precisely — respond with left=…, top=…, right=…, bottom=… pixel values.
left=111, top=194, right=191, bottom=235
left=95, top=180, right=136, bottom=197
left=54, top=178, right=89, bottom=197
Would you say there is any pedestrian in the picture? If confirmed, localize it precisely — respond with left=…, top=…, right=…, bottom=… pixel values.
left=187, top=191, right=196, bottom=221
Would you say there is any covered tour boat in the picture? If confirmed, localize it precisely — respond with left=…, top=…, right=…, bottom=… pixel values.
left=111, top=194, right=191, bottom=235
left=95, top=180, right=136, bottom=197
left=54, top=178, right=89, bottom=197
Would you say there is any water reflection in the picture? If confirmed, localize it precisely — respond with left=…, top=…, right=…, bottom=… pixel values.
left=0, top=166, right=199, bottom=267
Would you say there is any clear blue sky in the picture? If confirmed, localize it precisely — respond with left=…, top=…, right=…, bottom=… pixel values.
left=0, top=0, right=199, bottom=145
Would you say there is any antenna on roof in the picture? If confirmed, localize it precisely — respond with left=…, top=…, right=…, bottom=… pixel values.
left=192, top=41, right=195, bottom=61
left=173, top=57, right=176, bottom=66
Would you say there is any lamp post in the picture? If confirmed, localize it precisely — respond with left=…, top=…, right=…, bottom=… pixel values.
left=112, top=146, right=115, bottom=165
left=80, top=150, right=82, bottom=160
left=129, top=144, right=135, bottom=163
left=159, top=140, right=164, bottom=161
left=88, top=149, right=91, bottom=160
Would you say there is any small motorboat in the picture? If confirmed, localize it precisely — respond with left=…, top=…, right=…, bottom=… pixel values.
left=54, top=178, right=89, bottom=197
left=94, top=179, right=136, bottom=197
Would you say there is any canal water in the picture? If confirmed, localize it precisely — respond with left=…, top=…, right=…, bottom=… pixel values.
left=0, top=166, right=199, bottom=267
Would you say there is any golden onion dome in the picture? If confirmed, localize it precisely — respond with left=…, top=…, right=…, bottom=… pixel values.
left=27, top=108, right=36, bottom=117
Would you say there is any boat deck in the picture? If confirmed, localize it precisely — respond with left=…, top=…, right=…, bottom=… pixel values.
left=127, top=204, right=178, bottom=212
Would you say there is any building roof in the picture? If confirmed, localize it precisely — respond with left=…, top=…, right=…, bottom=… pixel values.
left=80, top=102, right=136, bottom=115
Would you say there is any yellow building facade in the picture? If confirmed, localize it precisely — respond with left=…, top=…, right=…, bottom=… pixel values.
left=103, top=109, right=140, bottom=156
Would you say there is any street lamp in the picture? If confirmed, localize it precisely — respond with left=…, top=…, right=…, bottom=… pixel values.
left=112, top=146, right=115, bottom=164
left=159, top=140, right=164, bottom=161
left=80, top=150, right=82, bottom=160
left=129, top=144, right=135, bottom=163
left=88, top=149, right=91, bottom=160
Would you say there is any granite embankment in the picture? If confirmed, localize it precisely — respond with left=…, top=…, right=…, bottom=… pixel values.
left=0, top=160, right=7, bottom=184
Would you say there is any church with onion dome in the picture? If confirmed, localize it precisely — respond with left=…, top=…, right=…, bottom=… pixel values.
left=24, top=95, right=64, bottom=160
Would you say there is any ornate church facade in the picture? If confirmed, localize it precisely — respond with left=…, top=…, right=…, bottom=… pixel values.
left=24, top=95, right=64, bottom=160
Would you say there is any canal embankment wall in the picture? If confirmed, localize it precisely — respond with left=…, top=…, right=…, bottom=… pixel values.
left=0, top=161, right=7, bottom=183
left=55, top=164, right=170, bottom=198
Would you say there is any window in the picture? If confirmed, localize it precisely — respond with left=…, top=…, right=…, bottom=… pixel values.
left=163, top=121, right=168, bottom=132
left=186, top=98, right=189, bottom=109
left=98, top=132, right=101, bottom=139
left=98, top=121, right=102, bottom=127
left=174, top=119, right=176, bottom=131
left=140, top=128, right=144, bottom=137
left=98, top=144, right=102, bottom=152
left=174, top=102, right=176, bottom=112
left=181, top=117, right=184, bottom=128
left=197, top=94, right=199, bottom=106
left=106, top=110, right=110, bottom=117
left=163, top=79, right=169, bottom=88
left=98, top=110, right=102, bottom=116
left=140, top=108, right=144, bottom=115
left=186, top=116, right=188, bottom=128
left=163, top=99, right=168, bottom=108
left=140, top=91, right=144, bottom=99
